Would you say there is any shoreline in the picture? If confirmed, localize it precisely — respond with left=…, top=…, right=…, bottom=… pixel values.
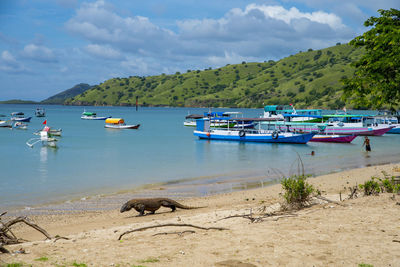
left=4, top=160, right=399, bottom=216
left=2, top=162, right=400, bottom=266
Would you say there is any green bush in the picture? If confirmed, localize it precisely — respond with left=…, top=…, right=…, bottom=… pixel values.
left=281, top=175, right=315, bottom=209
left=359, top=178, right=381, bottom=195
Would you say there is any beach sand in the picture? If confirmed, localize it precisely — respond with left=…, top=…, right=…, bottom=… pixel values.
left=1, top=163, right=400, bottom=266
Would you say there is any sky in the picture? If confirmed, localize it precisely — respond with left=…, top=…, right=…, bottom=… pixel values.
left=0, top=0, right=399, bottom=101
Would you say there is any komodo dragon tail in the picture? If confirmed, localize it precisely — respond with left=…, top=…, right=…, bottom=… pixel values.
left=162, top=198, right=206, bottom=209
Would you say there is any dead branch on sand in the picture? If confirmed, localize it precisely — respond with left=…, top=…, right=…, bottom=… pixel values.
left=0, top=212, right=51, bottom=253
left=348, top=185, right=359, bottom=199
left=314, top=195, right=347, bottom=207
left=118, top=223, right=228, bottom=240
left=153, top=230, right=196, bottom=236
left=219, top=211, right=297, bottom=223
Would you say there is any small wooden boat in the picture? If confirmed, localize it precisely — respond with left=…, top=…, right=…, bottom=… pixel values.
left=0, top=120, right=12, bottom=128
left=26, top=128, right=58, bottom=148
left=13, top=122, right=28, bottom=130
left=104, top=118, right=140, bottom=129
left=11, top=112, right=31, bottom=122
left=81, top=111, right=110, bottom=120
left=310, top=134, right=357, bottom=143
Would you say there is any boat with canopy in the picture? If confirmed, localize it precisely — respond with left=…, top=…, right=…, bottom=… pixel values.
left=104, top=118, right=140, bottom=129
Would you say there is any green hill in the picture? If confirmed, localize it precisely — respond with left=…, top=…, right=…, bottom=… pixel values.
left=42, top=83, right=92, bottom=104
left=65, top=44, right=363, bottom=109
left=0, top=99, right=38, bottom=104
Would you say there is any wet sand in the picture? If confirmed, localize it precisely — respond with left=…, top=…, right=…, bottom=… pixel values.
left=1, top=163, right=400, bottom=266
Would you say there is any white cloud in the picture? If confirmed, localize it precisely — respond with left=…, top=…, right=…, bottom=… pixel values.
left=22, top=44, right=57, bottom=63
left=64, top=1, right=354, bottom=71
left=85, top=44, right=124, bottom=60
left=0, top=51, right=30, bottom=74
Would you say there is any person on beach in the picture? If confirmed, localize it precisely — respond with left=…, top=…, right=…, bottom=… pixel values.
left=363, top=136, right=371, bottom=152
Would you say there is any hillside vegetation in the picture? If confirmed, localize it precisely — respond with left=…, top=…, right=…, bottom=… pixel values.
left=66, top=44, right=363, bottom=109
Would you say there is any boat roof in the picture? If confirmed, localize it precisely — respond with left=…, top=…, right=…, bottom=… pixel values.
left=11, top=112, right=24, bottom=116
left=105, top=118, right=124, bottom=124
left=262, top=121, right=328, bottom=126
left=283, top=114, right=322, bottom=118
left=222, top=112, right=243, bottom=115
left=83, top=111, right=96, bottom=116
left=200, top=117, right=283, bottom=122
left=185, top=114, right=203, bottom=119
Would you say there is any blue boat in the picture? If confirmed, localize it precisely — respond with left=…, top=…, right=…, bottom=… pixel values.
left=11, top=112, right=32, bottom=122
left=194, top=118, right=316, bottom=144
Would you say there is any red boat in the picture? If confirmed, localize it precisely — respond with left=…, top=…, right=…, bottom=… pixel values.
left=310, top=134, right=357, bottom=143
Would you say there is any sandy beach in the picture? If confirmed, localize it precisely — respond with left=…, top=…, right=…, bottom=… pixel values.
left=1, top=163, right=400, bottom=267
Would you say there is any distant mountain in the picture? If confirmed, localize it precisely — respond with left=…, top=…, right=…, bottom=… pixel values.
left=41, top=83, right=92, bottom=104
left=65, top=44, right=364, bottom=109
left=0, top=99, right=38, bottom=104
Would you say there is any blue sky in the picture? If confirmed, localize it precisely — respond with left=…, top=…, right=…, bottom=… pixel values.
left=0, top=0, right=399, bottom=101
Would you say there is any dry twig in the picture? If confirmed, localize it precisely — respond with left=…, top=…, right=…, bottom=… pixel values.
left=119, top=223, right=228, bottom=240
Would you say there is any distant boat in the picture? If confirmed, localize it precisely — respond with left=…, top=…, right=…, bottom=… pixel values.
left=35, top=108, right=45, bottom=117
left=81, top=111, right=111, bottom=120
left=11, top=112, right=32, bottom=122
left=0, top=119, right=12, bottom=128
left=13, top=122, right=28, bottom=130
left=104, top=118, right=140, bottom=129
left=26, top=126, right=59, bottom=148
left=194, top=118, right=316, bottom=144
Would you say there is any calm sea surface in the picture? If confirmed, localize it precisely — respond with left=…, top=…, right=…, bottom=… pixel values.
left=1, top=104, right=399, bottom=210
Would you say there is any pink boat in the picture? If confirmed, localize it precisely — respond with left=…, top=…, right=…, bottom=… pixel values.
left=310, top=134, right=357, bottom=143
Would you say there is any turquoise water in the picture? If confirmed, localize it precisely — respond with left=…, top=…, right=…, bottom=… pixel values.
left=1, top=104, right=399, bottom=209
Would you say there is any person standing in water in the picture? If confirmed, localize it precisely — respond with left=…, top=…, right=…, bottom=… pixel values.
left=363, top=136, right=371, bottom=152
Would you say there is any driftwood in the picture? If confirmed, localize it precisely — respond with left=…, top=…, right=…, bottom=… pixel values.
left=118, top=223, right=228, bottom=240
left=314, top=195, right=346, bottom=207
left=219, top=211, right=297, bottom=223
left=0, top=212, right=52, bottom=253
left=153, top=230, right=196, bottom=236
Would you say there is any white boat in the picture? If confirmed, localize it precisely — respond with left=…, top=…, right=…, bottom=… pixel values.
left=35, top=108, right=45, bottom=117
left=26, top=128, right=58, bottom=148
left=13, top=122, right=28, bottom=130
left=0, top=120, right=12, bottom=128
left=11, top=112, right=32, bottom=122
left=194, top=118, right=316, bottom=144
left=81, top=111, right=110, bottom=120
left=104, top=118, right=140, bottom=129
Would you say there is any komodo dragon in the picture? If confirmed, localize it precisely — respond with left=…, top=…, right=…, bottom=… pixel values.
left=120, top=198, right=203, bottom=216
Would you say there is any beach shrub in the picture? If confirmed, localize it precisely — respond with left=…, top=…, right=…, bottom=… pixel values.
left=359, top=178, right=381, bottom=195
left=360, top=173, right=400, bottom=196
left=281, top=175, right=315, bottom=209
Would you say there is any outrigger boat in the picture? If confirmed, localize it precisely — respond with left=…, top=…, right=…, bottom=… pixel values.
left=26, top=126, right=58, bottom=148
left=11, top=112, right=32, bottom=122
left=194, top=118, right=316, bottom=144
left=33, top=120, right=62, bottom=136
left=309, top=134, right=357, bottom=143
left=104, top=118, right=140, bottom=129
left=81, top=111, right=111, bottom=120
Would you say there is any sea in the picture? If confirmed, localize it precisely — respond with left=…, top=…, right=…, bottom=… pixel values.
left=1, top=104, right=399, bottom=211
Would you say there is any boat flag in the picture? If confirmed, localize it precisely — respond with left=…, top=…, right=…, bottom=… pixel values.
left=43, top=120, right=47, bottom=125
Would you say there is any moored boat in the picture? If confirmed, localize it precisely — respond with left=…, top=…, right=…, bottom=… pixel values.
left=26, top=126, right=59, bottom=148
left=11, top=112, right=32, bottom=122
left=310, top=134, right=357, bottom=143
left=81, top=111, right=111, bottom=120
left=35, top=108, right=45, bottom=117
left=194, top=118, right=316, bottom=144
left=104, top=118, right=140, bottom=129
left=13, top=122, right=28, bottom=130
left=0, top=119, right=12, bottom=128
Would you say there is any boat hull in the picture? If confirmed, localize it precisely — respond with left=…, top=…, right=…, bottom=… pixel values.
left=194, top=130, right=315, bottom=144
left=310, top=134, right=357, bottom=143
left=11, top=117, right=32, bottom=122
left=386, top=125, right=400, bottom=134
left=283, top=125, right=393, bottom=136
left=81, top=116, right=110, bottom=120
left=105, top=124, right=140, bottom=129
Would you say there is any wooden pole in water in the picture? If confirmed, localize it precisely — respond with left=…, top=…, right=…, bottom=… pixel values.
left=136, top=96, right=138, bottom=111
